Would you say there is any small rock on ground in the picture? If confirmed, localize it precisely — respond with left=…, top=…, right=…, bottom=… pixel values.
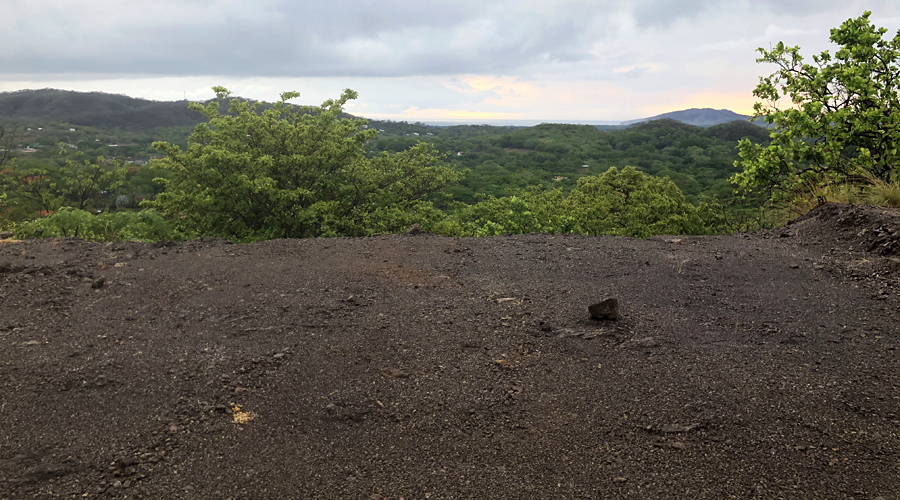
left=589, top=298, right=619, bottom=320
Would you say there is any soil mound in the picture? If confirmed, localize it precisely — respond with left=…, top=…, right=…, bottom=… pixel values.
left=787, top=202, right=900, bottom=256
left=1, top=205, right=899, bottom=499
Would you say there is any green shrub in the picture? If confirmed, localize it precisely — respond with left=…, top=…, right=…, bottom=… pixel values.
left=0, top=194, right=12, bottom=232
left=440, top=188, right=572, bottom=237
left=15, top=208, right=180, bottom=242
left=150, top=87, right=464, bottom=241
left=439, top=167, right=723, bottom=238
left=564, top=167, right=710, bottom=238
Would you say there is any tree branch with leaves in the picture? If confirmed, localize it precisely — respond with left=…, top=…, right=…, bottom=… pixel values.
left=733, top=11, right=900, bottom=200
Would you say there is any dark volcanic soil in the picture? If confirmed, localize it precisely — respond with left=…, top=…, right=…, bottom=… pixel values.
left=1, top=203, right=899, bottom=500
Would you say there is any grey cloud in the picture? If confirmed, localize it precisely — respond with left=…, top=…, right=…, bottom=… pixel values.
left=631, top=0, right=713, bottom=28
left=1, top=0, right=619, bottom=78
left=630, top=0, right=873, bottom=29
left=755, top=0, right=850, bottom=15
left=275, top=0, right=480, bottom=39
left=4, top=0, right=894, bottom=80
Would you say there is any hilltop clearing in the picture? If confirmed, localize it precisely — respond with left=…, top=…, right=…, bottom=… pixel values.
left=1, top=203, right=899, bottom=499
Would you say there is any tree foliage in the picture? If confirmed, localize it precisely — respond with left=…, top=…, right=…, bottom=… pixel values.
left=149, top=87, right=465, bottom=240
left=0, top=125, right=13, bottom=170
left=439, top=167, right=714, bottom=238
left=1, top=87, right=781, bottom=241
left=400, top=119, right=764, bottom=205
left=565, top=167, right=710, bottom=237
left=15, top=207, right=177, bottom=241
left=440, top=187, right=572, bottom=236
left=734, top=11, right=900, bottom=198
left=0, top=146, right=125, bottom=214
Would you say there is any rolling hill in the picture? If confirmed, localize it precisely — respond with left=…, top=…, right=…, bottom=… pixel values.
left=622, top=108, right=765, bottom=127
left=0, top=89, right=206, bottom=130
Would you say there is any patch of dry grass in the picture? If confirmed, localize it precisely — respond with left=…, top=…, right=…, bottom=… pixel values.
left=789, top=170, right=900, bottom=214
left=868, top=176, right=900, bottom=208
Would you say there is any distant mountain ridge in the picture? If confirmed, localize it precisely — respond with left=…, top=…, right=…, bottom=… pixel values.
left=622, top=108, right=764, bottom=128
left=0, top=88, right=207, bottom=130
left=0, top=89, right=480, bottom=134
left=0, top=89, right=765, bottom=132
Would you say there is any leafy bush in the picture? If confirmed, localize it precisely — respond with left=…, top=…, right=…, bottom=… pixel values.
left=15, top=208, right=179, bottom=242
left=0, top=151, right=126, bottom=215
left=439, top=188, right=572, bottom=236
left=565, top=167, right=711, bottom=238
left=439, top=167, right=720, bottom=238
left=0, top=193, right=10, bottom=231
left=149, top=87, right=465, bottom=241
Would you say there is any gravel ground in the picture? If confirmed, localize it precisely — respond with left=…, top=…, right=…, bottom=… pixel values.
left=1, top=202, right=899, bottom=499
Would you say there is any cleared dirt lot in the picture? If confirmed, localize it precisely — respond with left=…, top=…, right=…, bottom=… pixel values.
left=1, top=203, right=899, bottom=499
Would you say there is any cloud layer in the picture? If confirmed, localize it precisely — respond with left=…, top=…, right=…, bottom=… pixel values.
left=2, top=0, right=898, bottom=121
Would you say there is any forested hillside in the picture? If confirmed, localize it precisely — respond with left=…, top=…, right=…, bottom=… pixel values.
left=0, top=89, right=206, bottom=130
left=0, top=89, right=515, bottom=137
left=1, top=89, right=767, bottom=207
left=366, top=119, right=769, bottom=204
left=0, top=88, right=774, bottom=240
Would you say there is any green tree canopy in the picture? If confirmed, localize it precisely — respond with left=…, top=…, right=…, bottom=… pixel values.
left=0, top=146, right=125, bottom=214
left=440, top=166, right=711, bottom=238
left=734, top=11, right=900, bottom=198
left=149, top=87, right=465, bottom=240
left=566, top=166, right=707, bottom=238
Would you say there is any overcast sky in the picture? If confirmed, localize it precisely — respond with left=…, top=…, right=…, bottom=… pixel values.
left=1, top=0, right=897, bottom=124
